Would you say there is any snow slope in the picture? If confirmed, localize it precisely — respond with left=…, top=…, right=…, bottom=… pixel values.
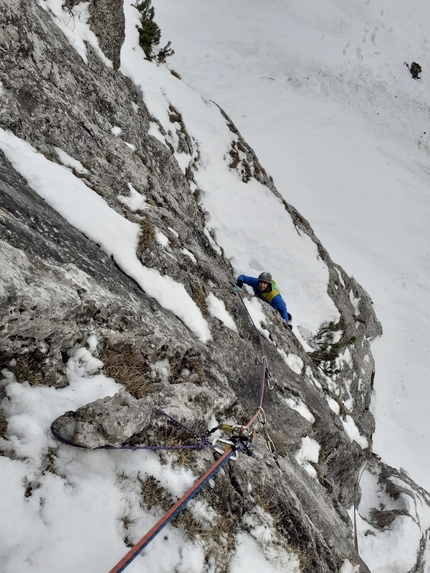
left=1, top=0, right=429, bottom=571
left=152, top=0, right=430, bottom=493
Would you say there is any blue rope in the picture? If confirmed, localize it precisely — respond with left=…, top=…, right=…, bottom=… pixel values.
left=113, top=447, right=238, bottom=573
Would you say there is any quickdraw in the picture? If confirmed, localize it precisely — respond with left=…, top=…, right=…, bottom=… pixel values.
left=253, top=406, right=278, bottom=462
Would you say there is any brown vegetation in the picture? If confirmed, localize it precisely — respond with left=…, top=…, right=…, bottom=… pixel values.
left=99, top=342, right=151, bottom=398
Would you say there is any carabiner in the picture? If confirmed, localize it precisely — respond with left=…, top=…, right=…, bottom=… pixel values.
left=211, top=437, right=239, bottom=460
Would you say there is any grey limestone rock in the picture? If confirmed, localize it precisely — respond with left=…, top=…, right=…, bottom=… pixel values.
left=1, top=1, right=427, bottom=571
left=88, top=0, right=125, bottom=70
left=53, top=391, right=153, bottom=448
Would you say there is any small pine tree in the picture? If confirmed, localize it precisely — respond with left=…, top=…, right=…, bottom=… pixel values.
left=135, top=0, right=174, bottom=63
left=157, top=41, right=175, bottom=64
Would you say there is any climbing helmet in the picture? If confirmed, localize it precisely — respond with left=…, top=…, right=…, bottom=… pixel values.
left=258, top=271, right=272, bottom=284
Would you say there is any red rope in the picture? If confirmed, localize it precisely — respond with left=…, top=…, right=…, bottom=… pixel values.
left=108, top=448, right=235, bottom=573
left=107, top=286, right=268, bottom=572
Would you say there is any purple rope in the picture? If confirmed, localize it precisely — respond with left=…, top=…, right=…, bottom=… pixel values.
left=153, top=408, right=207, bottom=440
left=104, top=443, right=212, bottom=451
left=50, top=408, right=214, bottom=451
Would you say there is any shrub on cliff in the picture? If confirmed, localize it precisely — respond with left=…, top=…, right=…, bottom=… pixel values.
left=135, top=0, right=174, bottom=63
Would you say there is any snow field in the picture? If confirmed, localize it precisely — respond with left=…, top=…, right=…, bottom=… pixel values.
left=354, top=468, right=430, bottom=573
left=151, top=0, right=430, bottom=493
left=0, top=346, right=201, bottom=572
left=1, top=343, right=304, bottom=572
left=294, top=436, right=321, bottom=479
left=120, top=0, right=341, bottom=338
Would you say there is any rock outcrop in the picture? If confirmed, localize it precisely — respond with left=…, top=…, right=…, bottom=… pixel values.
left=0, top=1, right=429, bottom=572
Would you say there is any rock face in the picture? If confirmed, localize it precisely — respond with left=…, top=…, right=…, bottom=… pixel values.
left=0, top=1, right=428, bottom=572
left=354, top=454, right=430, bottom=572
left=88, top=0, right=125, bottom=70
left=52, top=392, right=154, bottom=448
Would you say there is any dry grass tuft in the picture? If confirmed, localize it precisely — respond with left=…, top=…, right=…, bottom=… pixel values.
left=123, top=535, right=134, bottom=548
left=139, top=475, right=173, bottom=512
left=253, top=486, right=287, bottom=527
left=166, top=231, right=180, bottom=249
left=241, top=159, right=252, bottom=183
left=99, top=342, right=151, bottom=399
left=41, top=447, right=57, bottom=475
left=118, top=514, right=140, bottom=529
left=170, top=347, right=204, bottom=382
left=173, top=508, right=237, bottom=572
left=117, top=512, right=141, bottom=548
left=227, top=140, right=253, bottom=183
left=228, top=148, right=240, bottom=170
left=159, top=447, right=197, bottom=469
left=168, top=104, right=185, bottom=130
left=114, top=471, right=129, bottom=490
left=0, top=414, right=7, bottom=438
left=267, top=427, right=288, bottom=457
left=153, top=418, right=200, bottom=467
left=191, top=286, right=209, bottom=316
left=40, top=447, right=67, bottom=479
left=139, top=469, right=239, bottom=571
left=157, top=419, right=193, bottom=445
left=184, top=165, right=194, bottom=182
left=10, top=356, right=43, bottom=386
left=137, top=214, right=156, bottom=254
left=220, top=294, right=232, bottom=312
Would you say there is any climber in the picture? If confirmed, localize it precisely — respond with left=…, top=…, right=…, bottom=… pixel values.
left=236, top=272, right=292, bottom=330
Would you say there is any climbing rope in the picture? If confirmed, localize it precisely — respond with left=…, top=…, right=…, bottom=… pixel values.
left=353, top=461, right=368, bottom=552
left=108, top=447, right=239, bottom=573
left=51, top=407, right=214, bottom=452
left=106, top=283, right=273, bottom=572
left=49, top=282, right=272, bottom=571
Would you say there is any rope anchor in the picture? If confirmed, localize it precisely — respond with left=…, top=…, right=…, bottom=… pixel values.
left=107, top=282, right=270, bottom=572
left=210, top=424, right=255, bottom=459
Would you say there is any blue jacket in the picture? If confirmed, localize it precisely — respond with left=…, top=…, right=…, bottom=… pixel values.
left=237, top=275, right=289, bottom=322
